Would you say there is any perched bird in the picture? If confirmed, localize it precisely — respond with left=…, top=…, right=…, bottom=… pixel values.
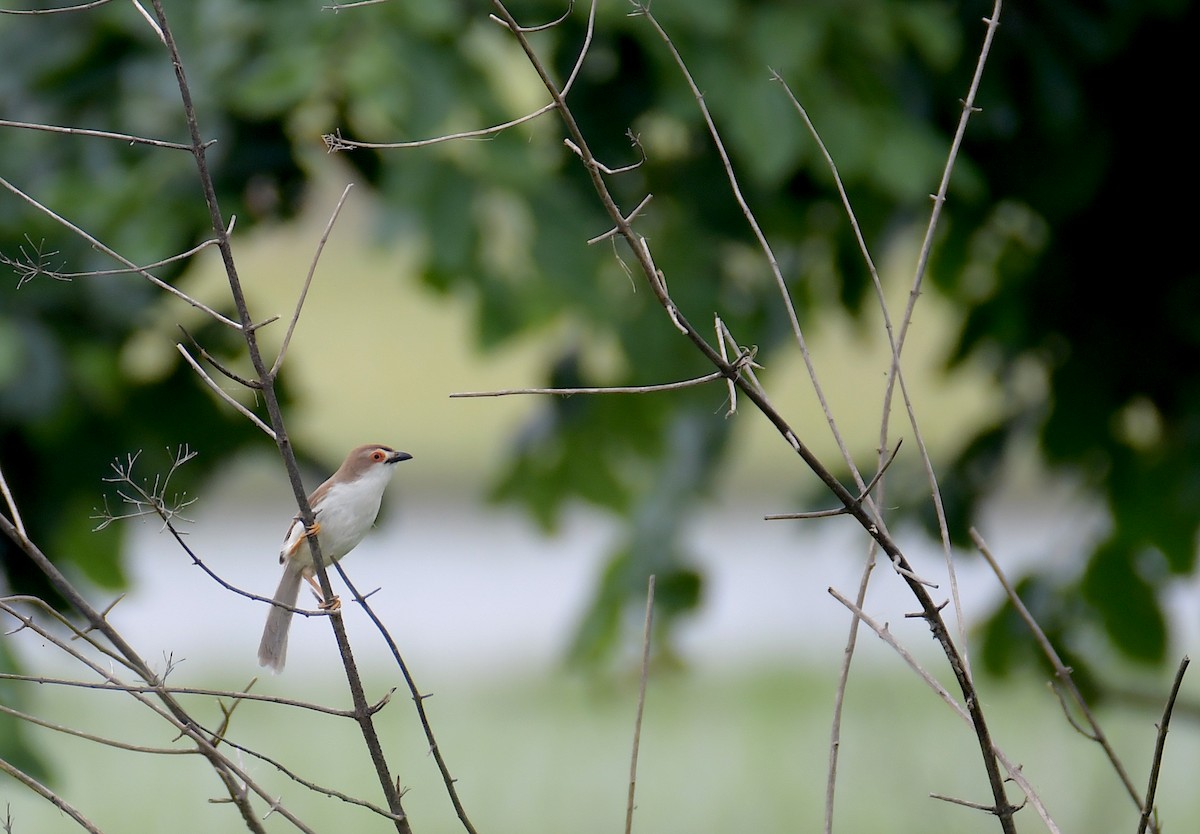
left=257, top=444, right=412, bottom=672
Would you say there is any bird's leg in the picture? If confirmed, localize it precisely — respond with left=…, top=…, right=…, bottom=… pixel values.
left=302, top=571, right=341, bottom=612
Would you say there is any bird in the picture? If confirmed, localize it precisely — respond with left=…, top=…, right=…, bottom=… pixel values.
left=257, top=444, right=412, bottom=672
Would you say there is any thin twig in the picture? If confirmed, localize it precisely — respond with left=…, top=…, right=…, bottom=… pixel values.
left=765, top=439, right=903, bottom=520
left=0, top=465, right=28, bottom=543
left=0, top=118, right=207, bottom=150
left=827, top=588, right=1060, bottom=834
left=326, top=1, right=596, bottom=153
left=625, top=575, right=655, bottom=834
left=488, top=0, right=572, bottom=32
left=1137, top=656, right=1190, bottom=834
left=332, top=563, right=479, bottom=834
left=491, top=3, right=1017, bottom=827
left=971, top=527, right=1152, bottom=827
left=0, top=0, right=113, bottom=14
left=176, top=345, right=277, bottom=439
left=587, top=193, right=653, bottom=245
left=0, top=758, right=106, bottom=834
left=322, top=0, right=391, bottom=12
left=0, top=175, right=240, bottom=328
left=451, top=367, right=734, bottom=398
left=149, top=0, right=413, bottom=824
left=270, top=183, right=355, bottom=377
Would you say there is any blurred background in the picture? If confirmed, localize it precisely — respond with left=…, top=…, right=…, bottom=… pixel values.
left=2, top=1, right=1197, bottom=832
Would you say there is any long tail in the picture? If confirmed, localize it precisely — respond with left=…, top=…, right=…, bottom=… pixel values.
left=257, top=564, right=304, bottom=672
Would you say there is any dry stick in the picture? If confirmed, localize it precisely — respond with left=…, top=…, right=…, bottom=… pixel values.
left=0, top=467, right=27, bottom=541
left=773, top=4, right=1004, bottom=825
left=332, top=564, right=480, bottom=834
left=1137, top=656, right=1190, bottom=834
left=147, top=2, right=411, bottom=829
left=0, top=175, right=240, bottom=327
left=0, top=118, right=210, bottom=151
left=489, top=3, right=1018, bottom=831
left=971, top=528, right=1156, bottom=830
left=1, top=598, right=336, bottom=831
left=0, top=545, right=305, bottom=834
left=874, top=0, right=1004, bottom=675
left=827, top=588, right=1060, bottom=834
left=625, top=575, right=656, bottom=834
left=0, top=638, right=403, bottom=825
left=325, top=0, right=596, bottom=153
left=451, top=366, right=739, bottom=398
left=270, top=183, right=355, bottom=377
left=176, top=345, right=278, bottom=439
left=634, top=4, right=871, bottom=504
left=0, top=758, right=105, bottom=834
left=0, top=0, right=113, bottom=14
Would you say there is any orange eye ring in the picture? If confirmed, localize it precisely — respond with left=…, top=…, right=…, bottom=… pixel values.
left=371, top=450, right=386, bottom=462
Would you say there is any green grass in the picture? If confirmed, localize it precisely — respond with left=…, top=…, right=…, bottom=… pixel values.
left=3, top=662, right=1195, bottom=833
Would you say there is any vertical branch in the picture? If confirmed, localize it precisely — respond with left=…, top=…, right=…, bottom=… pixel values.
left=625, top=575, right=656, bottom=834
left=147, top=2, right=411, bottom=829
left=1136, top=656, right=1189, bottom=834
left=489, top=2, right=1018, bottom=830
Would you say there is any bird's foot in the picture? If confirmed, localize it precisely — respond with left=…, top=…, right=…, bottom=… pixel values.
left=318, top=595, right=342, bottom=612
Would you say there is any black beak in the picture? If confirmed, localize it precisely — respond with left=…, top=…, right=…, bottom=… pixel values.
left=387, top=450, right=413, bottom=464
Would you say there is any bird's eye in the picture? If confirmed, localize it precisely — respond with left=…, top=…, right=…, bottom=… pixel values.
left=372, top=450, right=386, bottom=462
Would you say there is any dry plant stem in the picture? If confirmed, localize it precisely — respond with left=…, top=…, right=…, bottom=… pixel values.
left=0, top=117, right=209, bottom=150
left=775, top=5, right=1003, bottom=824
left=970, top=527, right=1155, bottom=829
left=270, top=182, right=355, bottom=377
left=625, top=575, right=656, bottom=834
left=0, top=467, right=27, bottom=541
left=828, top=587, right=1060, bottom=834
left=0, top=175, right=239, bottom=326
left=636, top=5, right=869, bottom=500
left=1, top=610, right=402, bottom=826
left=332, top=564, right=479, bottom=834
left=1138, top=656, right=1190, bottom=834
left=326, top=0, right=596, bottom=153
left=490, top=3, right=1017, bottom=830
left=0, top=0, right=113, bottom=14
left=0, top=758, right=105, bottom=834
left=1, top=598, right=331, bottom=833
left=450, top=365, right=743, bottom=398
left=176, top=344, right=278, bottom=438
left=148, top=1, right=411, bottom=828
left=0, top=531, right=289, bottom=834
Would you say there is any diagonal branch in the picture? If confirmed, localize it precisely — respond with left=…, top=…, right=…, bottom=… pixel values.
left=0, top=175, right=240, bottom=327
left=490, top=2, right=1018, bottom=830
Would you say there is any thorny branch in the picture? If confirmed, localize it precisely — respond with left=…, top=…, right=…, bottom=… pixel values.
left=488, top=1, right=1018, bottom=830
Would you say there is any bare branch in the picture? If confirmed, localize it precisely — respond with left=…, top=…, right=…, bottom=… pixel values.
left=0, top=757, right=106, bottom=834
left=270, top=183, right=354, bottom=377
left=322, top=0, right=391, bottom=12
left=564, top=129, right=645, bottom=175
left=587, top=193, right=653, bottom=245
left=331, top=563, right=479, bottom=834
left=1137, top=656, right=1190, bottom=834
left=175, top=345, right=278, bottom=439
left=0, top=465, right=28, bottom=543
left=0, top=118, right=210, bottom=151
left=0, top=0, right=113, bottom=14
left=177, top=326, right=262, bottom=389
left=488, top=0, right=573, bottom=32
left=971, top=527, right=1153, bottom=829
left=0, top=175, right=241, bottom=327
left=326, top=1, right=596, bottom=153
left=765, top=440, right=903, bottom=520
left=625, top=575, right=655, bottom=834
left=827, top=588, right=1060, bottom=834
